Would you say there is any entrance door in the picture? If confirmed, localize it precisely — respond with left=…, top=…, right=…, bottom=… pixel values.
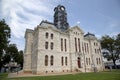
left=77, top=57, right=81, bottom=68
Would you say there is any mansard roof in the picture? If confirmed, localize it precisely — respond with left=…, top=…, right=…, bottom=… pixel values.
left=84, top=32, right=95, bottom=37
left=84, top=32, right=98, bottom=40
left=40, top=20, right=54, bottom=26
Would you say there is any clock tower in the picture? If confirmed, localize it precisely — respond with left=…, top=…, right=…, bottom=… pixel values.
left=54, top=5, right=69, bottom=31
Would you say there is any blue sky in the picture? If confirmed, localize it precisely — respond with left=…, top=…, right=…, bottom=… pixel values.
left=0, top=0, right=120, bottom=50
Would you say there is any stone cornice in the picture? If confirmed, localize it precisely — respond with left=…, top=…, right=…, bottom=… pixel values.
left=24, top=29, right=34, bottom=38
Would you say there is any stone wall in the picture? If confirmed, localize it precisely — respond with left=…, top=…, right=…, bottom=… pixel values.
left=23, top=24, right=104, bottom=74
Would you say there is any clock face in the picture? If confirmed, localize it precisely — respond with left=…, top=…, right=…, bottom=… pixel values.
left=61, top=7, right=65, bottom=11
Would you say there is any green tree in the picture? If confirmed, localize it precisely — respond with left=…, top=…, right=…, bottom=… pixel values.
left=101, top=34, right=120, bottom=68
left=3, top=44, right=18, bottom=64
left=0, top=19, right=11, bottom=70
left=3, top=44, right=23, bottom=68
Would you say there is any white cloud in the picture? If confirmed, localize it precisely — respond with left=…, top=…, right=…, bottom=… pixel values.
left=76, top=21, right=80, bottom=24
left=1, top=0, right=60, bottom=38
left=1, top=0, right=60, bottom=50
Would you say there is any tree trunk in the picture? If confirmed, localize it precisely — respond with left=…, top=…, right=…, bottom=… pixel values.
left=0, top=61, right=3, bottom=72
left=113, top=59, right=117, bottom=69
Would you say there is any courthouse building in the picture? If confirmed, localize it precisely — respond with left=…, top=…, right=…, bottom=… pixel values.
left=23, top=5, right=104, bottom=74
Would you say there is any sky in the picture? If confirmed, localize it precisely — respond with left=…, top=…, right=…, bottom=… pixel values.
left=0, top=0, right=120, bottom=50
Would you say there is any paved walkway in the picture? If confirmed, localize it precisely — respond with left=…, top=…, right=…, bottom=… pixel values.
left=8, top=71, right=80, bottom=78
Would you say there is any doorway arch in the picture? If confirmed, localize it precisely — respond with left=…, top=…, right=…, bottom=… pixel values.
left=77, top=57, right=81, bottom=68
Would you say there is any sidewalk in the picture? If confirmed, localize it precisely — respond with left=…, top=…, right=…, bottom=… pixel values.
left=8, top=71, right=80, bottom=78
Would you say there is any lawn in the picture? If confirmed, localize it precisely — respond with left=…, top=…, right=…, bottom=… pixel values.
left=0, top=70, right=120, bottom=80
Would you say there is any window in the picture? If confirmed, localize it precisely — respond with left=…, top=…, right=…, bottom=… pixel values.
left=99, top=58, right=101, bottom=64
left=51, top=34, right=53, bottom=39
left=76, top=32, right=77, bottom=35
left=99, top=48, right=101, bottom=53
left=86, top=58, right=88, bottom=65
left=78, top=38, right=81, bottom=52
left=51, top=42, right=54, bottom=50
left=45, top=55, right=48, bottom=66
left=61, top=56, right=64, bottom=66
left=84, top=43, right=86, bottom=52
left=97, top=49, right=99, bottom=54
left=45, top=42, right=48, bottom=49
left=75, top=37, right=77, bottom=52
left=96, top=43, right=98, bottom=46
left=89, top=58, right=90, bottom=65
left=95, top=49, right=96, bottom=53
left=87, top=43, right=89, bottom=53
left=82, top=42, right=84, bottom=53
left=46, top=32, right=48, bottom=38
left=96, top=58, right=98, bottom=65
left=65, top=39, right=67, bottom=52
left=94, top=42, right=95, bottom=46
left=65, top=57, right=67, bottom=66
left=61, top=38, right=63, bottom=51
left=50, top=56, right=54, bottom=66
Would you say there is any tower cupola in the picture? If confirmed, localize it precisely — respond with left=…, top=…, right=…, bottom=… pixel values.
left=54, top=5, right=69, bottom=31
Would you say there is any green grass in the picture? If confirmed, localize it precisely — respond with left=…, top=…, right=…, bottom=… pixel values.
left=1, top=70, right=120, bottom=80
left=0, top=73, right=8, bottom=80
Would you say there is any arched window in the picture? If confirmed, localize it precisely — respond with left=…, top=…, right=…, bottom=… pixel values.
left=94, top=42, right=95, bottom=46
left=61, top=38, right=63, bottom=51
left=50, top=56, right=54, bottom=66
left=87, top=43, right=89, bottom=53
left=65, top=39, right=67, bottom=52
left=45, top=55, right=48, bottom=66
left=75, top=37, right=77, bottom=52
left=51, top=34, right=53, bottom=39
left=61, top=56, right=64, bottom=66
left=51, top=42, right=54, bottom=50
left=97, top=49, right=99, bottom=54
left=96, top=58, right=98, bottom=65
left=46, top=32, right=48, bottom=38
left=65, top=57, right=67, bottom=66
left=96, top=43, right=98, bottom=46
left=78, top=38, right=81, bottom=52
left=89, top=58, right=90, bottom=65
left=99, top=58, right=101, bottom=64
left=99, top=47, right=101, bottom=53
left=95, top=49, right=96, bottom=53
left=45, top=42, right=48, bottom=49
left=84, top=43, right=86, bottom=52
left=82, top=42, right=84, bottom=53
left=86, top=58, right=88, bottom=65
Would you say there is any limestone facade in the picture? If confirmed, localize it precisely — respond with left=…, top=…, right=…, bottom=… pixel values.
left=23, top=21, right=104, bottom=74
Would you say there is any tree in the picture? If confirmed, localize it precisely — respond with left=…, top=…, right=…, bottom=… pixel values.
left=3, top=44, right=23, bottom=69
left=116, top=33, right=120, bottom=54
left=0, top=19, right=23, bottom=71
left=101, top=34, right=120, bottom=68
left=3, top=44, right=18, bottom=64
left=0, top=19, right=11, bottom=70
